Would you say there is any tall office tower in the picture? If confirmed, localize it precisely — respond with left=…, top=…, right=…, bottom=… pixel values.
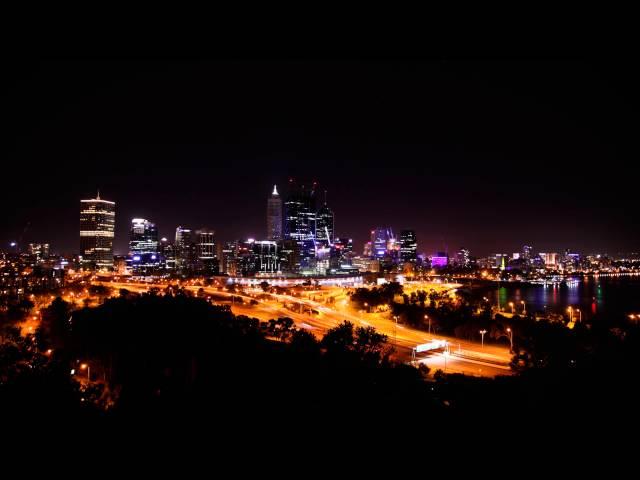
left=252, top=240, right=279, bottom=274
left=315, top=194, right=334, bottom=245
left=196, top=228, right=218, bottom=274
left=129, top=218, right=160, bottom=274
left=175, top=226, right=195, bottom=273
left=278, top=239, right=300, bottom=274
left=371, top=227, right=393, bottom=260
left=284, top=182, right=317, bottom=268
left=221, top=241, right=239, bottom=276
left=363, top=241, right=372, bottom=258
left=522, top=245, right=533, bottom=262
left=80, top=193, right=116, bottom=270
left=160, top=237, right=176, bottom=270
left=266, top=185, right=283, bottom=240
left=452, top=247, right=471, bottom=268
left=399, top=230, right=418, bottom=263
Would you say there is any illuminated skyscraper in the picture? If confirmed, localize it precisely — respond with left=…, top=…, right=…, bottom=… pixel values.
left=80, top=194, right=115, bottom=270
left=316, top=194, right=334, bottom=245
left=252, top=240, right=279, bottom=274
left=129, top=218, right=160, bottom=274
left=196, top=228, right=218, bottom=274
left=175, top=226, right=196, bottom=273
left=267, top=185, right=283, bottom=240
left=284, top=182, right=317, bottom=268
left=399, top=230, right=417, bottom=263
left=371, top=228, right=393, bottom=260
left=454, top=247, right=471, bottom=267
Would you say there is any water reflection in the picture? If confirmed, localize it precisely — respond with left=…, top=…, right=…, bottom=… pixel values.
left=486, top=276, right=640, bottom=320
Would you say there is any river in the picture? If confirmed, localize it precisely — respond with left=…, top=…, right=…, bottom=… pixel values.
left=482, top=275, right=640, bottom=320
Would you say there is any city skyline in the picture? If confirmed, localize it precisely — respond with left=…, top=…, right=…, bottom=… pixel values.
left=3, top=182, right=638, bottom=259
left=2, top=60, right=638, bottom=256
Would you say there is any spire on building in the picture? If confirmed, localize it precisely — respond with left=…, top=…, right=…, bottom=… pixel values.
left=272, top=185, right=279, bottom=196
left=96, top=189, right=101, bottom=200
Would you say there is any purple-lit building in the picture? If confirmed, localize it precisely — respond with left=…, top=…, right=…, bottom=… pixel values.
left=431, top=252, right=449, bottom=268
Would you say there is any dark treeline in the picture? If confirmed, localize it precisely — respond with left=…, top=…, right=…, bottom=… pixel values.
left=2, top=288, right=640, bottom=441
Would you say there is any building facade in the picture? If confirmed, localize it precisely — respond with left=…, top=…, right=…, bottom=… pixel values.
left=267, top=185, right=283, bottom=241
left=80, top=194, right=116, bottom=270
left=129, top=218, right=160, bottom=274
left=399, top=230, right=417, bottom=264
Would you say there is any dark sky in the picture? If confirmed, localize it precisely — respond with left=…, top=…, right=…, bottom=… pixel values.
left=1, top=59, right=638, bottom=257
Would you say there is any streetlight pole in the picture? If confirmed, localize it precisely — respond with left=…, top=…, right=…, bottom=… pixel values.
left=425, top=314, right=431, bottom=335
left=80, top=363, right=90, bottom=382
left=506, top=328, right=513, bottom=353
left=393, top=315, right=398, bottom=348
left=509, top=302, right=514, bottom=314
left=521, top=300, right=526, bottom=315
left=443, top=348, right=449, bottom=372
left=479, top=329, right=487, bottom=348
left=576, top=309, right=582, bottom=322
left=567, top=306, right=573, bottom=322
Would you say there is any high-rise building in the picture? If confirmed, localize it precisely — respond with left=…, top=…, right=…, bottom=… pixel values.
left=252, top=240, right=279, bottom=274
left=267, top=185, right=283, bottom=241
left=196, top=228, right=218, bottom=274
left=160, top=237, right=176, bottom=270
left=278, top=239, right=300, bottom=275
left=399, top=230, right=417, bottom=263
left=284, top=182, right=317, bottom=268
left=221, top=241, right=239, bottom=276
left=315, top=193, right=334, bottom=245
left=454, top=247, right=471, bottom=268
left=363, top=241, right=372, bottom=258
left=539, top=252, right=559, bottom=267
left=80, top=194, right=115, bottom=270
left=175, top=226, right=195, bottom=273
left=129, top=218, right=160, bottom=274
left=371, top=228, right=394, bottom=260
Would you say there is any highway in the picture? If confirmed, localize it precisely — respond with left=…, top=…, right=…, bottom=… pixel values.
left=95, top=280, right=513, bottom=377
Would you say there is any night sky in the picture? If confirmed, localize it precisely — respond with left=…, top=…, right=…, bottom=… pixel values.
left=2, top=59, right=638, bottom=257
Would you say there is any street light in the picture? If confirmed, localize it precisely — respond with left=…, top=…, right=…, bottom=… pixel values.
left=576, top=308, right=582, bottom=322
left=425, top=314, right=431, bottom=335
left=509, top=302, right=515, bottom=314
left=521, top=300, right=526, bottom=315
left=393, top=315, right=399, bottom=347
left=80, top=363, right=90, bottom=381
left=443, top=348, right=449, bottom=372
left=567, top=306, right=573, bottom=322
left=506, top=328, right=513, bottom=353
left=479, top=329, right=487, bottom=348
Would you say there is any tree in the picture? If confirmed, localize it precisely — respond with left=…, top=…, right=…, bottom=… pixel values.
left=321, top=321, right=355, bottom=353
left=259, top=281, right=270, bottom=293
left=37, top=297, right=72, bottom=349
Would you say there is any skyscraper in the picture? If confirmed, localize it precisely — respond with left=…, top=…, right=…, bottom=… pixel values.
left=371, top=228, right=394, bottom=260
left=266, top=185, right=283, bottom=240
left=284, top=182, right=317, bottom=268
left=175, top=226, right=195, bottom=273
left=129, top=218, right=160, bottom=274
left=316, top=193, right=334, bottom=245
left=252, top=240, right=279, bottom=274
left=399, top=230, right=417, bottom=263
left=80, top=193, right=115, bottom=270
left=196, top=228, right=218, bottom=274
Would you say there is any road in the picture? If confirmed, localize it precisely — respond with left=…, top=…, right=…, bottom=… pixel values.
left=95, top=280, right=513, bottom=377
